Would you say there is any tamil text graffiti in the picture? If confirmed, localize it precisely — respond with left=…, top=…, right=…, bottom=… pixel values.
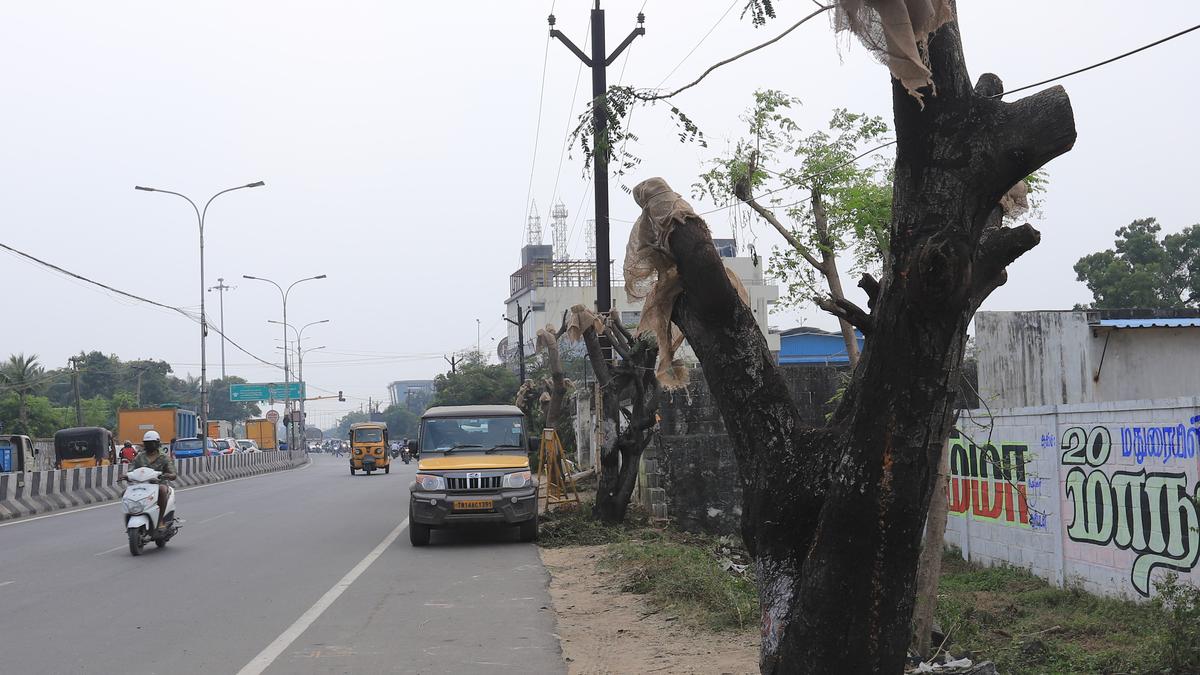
left=1119, top=416, right=1200, bottom=465
left=1061, top=424, right=1200, bottom=597
left=948, top=432, right=1031, bottom=527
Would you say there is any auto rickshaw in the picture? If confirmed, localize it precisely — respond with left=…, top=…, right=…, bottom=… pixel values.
left=349, top=421, right=389, bottom=475
left=54, top=427, right=116, bottom=469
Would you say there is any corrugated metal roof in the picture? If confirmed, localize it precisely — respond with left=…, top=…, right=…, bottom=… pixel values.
left=1095, top=318, right=1200, bottom=329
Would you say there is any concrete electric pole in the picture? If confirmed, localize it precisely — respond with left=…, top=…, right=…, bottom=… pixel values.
left=503, top=304, right=531, bottom=384
left=207, top=278, right=234, bottom=380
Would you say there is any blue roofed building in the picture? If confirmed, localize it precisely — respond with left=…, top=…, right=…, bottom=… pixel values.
left=777, top=326, right=865, bottom=365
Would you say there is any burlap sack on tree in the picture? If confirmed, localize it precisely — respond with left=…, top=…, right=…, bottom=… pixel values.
left=835, top=0, right=954, bottom=104
left=628, top=177, right=749, bottom=388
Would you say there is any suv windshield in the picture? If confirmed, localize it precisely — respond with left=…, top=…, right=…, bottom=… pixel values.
left=353, top=428, right=384, bottom=443
left=421, top=416, right=525, bottom=452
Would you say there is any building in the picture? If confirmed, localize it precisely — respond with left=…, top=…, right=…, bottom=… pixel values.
left=974, top=309, right=1200, bottom=408
left=501, top=239, right=779, bottom=365
left=387, top=380, right=436, bottom=410
left=777, top=326, right=864, bottom=365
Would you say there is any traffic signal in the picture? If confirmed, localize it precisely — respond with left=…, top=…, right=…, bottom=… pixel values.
left=338, top=390, right=345, bottom=402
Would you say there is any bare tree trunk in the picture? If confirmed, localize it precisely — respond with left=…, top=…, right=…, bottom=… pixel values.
left=812, top=189, right=861, bottom=367
left=654, top=19, right=1074, bottom=673
left=913, top=442, right=951, bottom=659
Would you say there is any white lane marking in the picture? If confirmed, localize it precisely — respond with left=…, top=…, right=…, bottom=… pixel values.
left=0, top=460, right=312, bottom=529
left=93, top=544, right=127, bottom=557
left=0, top=580, right=14, bottom=587
left=236, top=517, right=409, bottom=675
left=197, top=510, right=235, bottom=525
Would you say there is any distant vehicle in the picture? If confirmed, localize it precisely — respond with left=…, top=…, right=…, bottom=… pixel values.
left=118, top=407, right=198, bottom=453
left=243, top=419, right=278, bottom=451
left=171, top=437, right=217, bottom=459
left=54, top=427, right=116, bottom=469
left=212, top=438, right=238, bottom=455
left=207, top=420, right=233, bottom=440
left=236, top=439, right=260, bottom=453
left=349, top=422, right=390, bottom=475
left=0, top=435, right=39, bottom=473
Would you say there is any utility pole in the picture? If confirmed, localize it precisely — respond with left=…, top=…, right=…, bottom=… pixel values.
left=68, top=355, right=83, bottom=425
left=503, top=304, right=531, bottom=383
left=444, top=354, right=462, bottom=375
left=208, top=278, right=234, bottom=380
left=476, top=318, right=481, bottom=355
left=550, top=3, right=644, bottom=317
left=131, top=365, right=147, bottom=407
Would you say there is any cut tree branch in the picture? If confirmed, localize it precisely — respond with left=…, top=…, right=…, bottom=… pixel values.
left=745, top=196, right=823, bottom=271
left=858, top=273, right=880, bottom=309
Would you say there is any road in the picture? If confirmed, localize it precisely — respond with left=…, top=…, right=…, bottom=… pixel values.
left=0, top=454, right=563, bottom=674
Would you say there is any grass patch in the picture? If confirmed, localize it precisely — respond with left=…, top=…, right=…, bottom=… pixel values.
left=601, top=537, right=758, bottom=631
left=936, top=550, right=1165, bottom=674
left=537, top=501, right=657, bottom=548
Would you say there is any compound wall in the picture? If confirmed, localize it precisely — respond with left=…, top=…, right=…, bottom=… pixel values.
left=945, top=396, right=1200, bottom=599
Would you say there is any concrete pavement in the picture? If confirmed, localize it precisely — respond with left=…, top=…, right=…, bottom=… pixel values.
left=0, top=454, right=562, bottom=674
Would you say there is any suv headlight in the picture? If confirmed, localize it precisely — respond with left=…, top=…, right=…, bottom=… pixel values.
left=414, top=474, right=445, bottom=491
left=502, top=471, right=532, bottom=489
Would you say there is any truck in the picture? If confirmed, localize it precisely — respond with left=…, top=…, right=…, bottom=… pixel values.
left=0, top=435, right=39, bottom=473
left=244, top=419, right=278, bottom=451
left=117, top=407, right=198, bottom=450
left=206, top=419, right=233, bottom=440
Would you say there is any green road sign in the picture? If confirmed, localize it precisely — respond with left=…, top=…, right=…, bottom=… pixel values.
left=229, top=382, right=305, bottom=402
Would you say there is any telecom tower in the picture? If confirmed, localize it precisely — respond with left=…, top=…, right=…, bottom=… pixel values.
left=551, top=201, right=569, bottom=261
left=525, top=200, right=543, bottom=245
left=585, top=219, right=596, bottom=260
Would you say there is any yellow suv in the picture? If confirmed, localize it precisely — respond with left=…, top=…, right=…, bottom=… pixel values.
left=408, top=405, right=537, bottom=546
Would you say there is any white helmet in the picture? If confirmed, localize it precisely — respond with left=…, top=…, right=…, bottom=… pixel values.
left=142, top=430, right=161, bottom=443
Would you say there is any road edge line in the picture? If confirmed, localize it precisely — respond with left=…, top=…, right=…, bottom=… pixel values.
left=235, top=517, right=410, bottom=675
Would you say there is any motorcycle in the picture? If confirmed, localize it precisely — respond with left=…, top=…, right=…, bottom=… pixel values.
left=401, top=448, right=411, bottom=464
left=120, top=467, right=181, bottom=556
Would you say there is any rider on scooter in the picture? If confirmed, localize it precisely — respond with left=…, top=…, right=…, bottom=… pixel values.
left=129, top=431, right=177, bottom=528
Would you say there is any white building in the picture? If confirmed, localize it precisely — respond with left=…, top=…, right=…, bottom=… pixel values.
left=500, top=240, right=779, bottom=365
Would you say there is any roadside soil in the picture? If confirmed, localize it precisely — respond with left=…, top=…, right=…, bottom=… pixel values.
left=541, top=544, right=760, bottom=674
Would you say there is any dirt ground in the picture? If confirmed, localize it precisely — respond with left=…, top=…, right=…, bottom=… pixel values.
left=540, top=544, right=760, bottom=675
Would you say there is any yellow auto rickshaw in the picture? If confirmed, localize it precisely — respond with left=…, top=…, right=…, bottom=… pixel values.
left=54, top=427, right=116, bottom=469
left=349, top=422, right=389, bottom=475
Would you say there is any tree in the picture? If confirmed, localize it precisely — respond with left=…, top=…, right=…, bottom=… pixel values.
left=380, top=404, right=419, bottom=440
left=0, top=394, right=68, bottom=438
left=631, top=17, right=1075, bottom=673
left=565, top=306, right=661, bottom=523
left=0, top=353, right=45, bottom=435
left=697, top=94, right=893, bottom=365
left=334, top=411, right=371, bottom=438
left=430, top=352, right=520, bottom=408
left=1074, top=217, right=1200, bottom=309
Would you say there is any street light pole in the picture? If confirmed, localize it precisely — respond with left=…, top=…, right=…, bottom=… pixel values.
left=244, top=274, right=326, bottom=454
left=136, top=181, right=264, bottom=438
left=270, top=318, right=329, bottom=444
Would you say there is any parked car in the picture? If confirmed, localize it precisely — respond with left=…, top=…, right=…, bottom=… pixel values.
left=236, top=439, right=261, bottom=453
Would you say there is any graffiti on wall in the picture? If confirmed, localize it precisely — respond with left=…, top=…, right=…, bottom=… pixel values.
left=948, top=431, right=1032, bottom=527
left=1061, top=424, right=1200, bottom=596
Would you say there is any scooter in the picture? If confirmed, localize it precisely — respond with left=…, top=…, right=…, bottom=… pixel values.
left=120, top=467, right=181, bottom=556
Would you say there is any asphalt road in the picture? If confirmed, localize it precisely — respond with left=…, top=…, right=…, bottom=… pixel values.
left=0, top=454, right=563, bottom=675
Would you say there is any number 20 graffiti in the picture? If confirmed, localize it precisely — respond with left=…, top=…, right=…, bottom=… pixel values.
left=1061, top=425, right=1200, bottom=597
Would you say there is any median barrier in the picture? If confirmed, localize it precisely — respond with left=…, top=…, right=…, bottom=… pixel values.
left=0, top=450, right=308, bottom=522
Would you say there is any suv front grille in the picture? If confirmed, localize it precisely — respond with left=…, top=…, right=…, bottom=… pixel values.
left=446, top=475, right=502, bottom=491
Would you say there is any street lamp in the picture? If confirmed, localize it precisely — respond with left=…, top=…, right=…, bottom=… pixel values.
left=270, top=318, right=328, bottom=437
left=242, top=274, right=326, bottom=452
left=135, top=181, right=265, bottom=437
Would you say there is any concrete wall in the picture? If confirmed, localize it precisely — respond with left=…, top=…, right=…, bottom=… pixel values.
left=976, top=310, right=1200, bottom=408
left=945, top=396, right=1200, bottom=600
left=646, top=365, right=847, bottom=535
left=0, top=451, right=308, bottom=522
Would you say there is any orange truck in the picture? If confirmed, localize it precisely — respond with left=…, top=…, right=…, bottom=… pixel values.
left=117, top=407, right=199, bottom=448
left=244, top=419, right=278, bottom=451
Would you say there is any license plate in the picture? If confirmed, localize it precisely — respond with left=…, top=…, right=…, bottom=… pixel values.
left=453, top=499, right=493, bottom=511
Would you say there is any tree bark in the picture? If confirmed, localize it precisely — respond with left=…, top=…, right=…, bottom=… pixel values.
left=659, top=19, right=1075, bottom=673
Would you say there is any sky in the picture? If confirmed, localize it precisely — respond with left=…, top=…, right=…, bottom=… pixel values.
left=2, top=1, right=1197, bottom=429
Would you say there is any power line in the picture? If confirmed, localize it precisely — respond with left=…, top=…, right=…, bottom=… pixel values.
left=523, top=0, right=556, bottom=247
left=653, top=0, right=739, bottom=89
left=996, top=22, right=1200, bottom=98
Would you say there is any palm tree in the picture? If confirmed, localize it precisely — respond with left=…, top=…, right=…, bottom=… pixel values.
left=1, top=353, right=44, bottom=434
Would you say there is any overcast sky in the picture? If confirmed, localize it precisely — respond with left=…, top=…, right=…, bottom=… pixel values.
left=2, top=1, right=1197, bottom=428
